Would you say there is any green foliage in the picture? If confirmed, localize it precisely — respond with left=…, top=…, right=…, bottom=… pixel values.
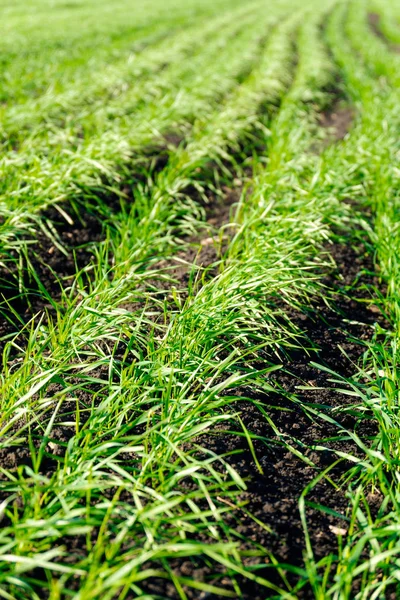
left=1, top=0, right=400, bottom=598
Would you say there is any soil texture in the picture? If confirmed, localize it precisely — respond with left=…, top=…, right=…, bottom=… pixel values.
left=318, top=103, right=354, bottom=142
left=368, top=12, right=400, bottom=53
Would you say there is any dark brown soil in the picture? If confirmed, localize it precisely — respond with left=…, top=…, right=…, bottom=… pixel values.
left=141, top=182, right=243, bottom=300
left=368, top=13, right=400, bottom=53
left=368, top=12, right=385, bottom=40
left=0, top=204, right=104, bottom=356
left=318, top=103, right=354, bottom=142
left=310, top=80, right=354, bottom=150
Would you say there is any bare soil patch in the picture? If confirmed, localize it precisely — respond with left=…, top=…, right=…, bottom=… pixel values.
left=312, top=82, right=354, bottom=150
left=368, top=12, right=400, bottom=53
left=318, top=103, right=354, bottom=142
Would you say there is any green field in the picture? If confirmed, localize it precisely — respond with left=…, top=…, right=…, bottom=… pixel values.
left=1, top=0, right=400, bottom=598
